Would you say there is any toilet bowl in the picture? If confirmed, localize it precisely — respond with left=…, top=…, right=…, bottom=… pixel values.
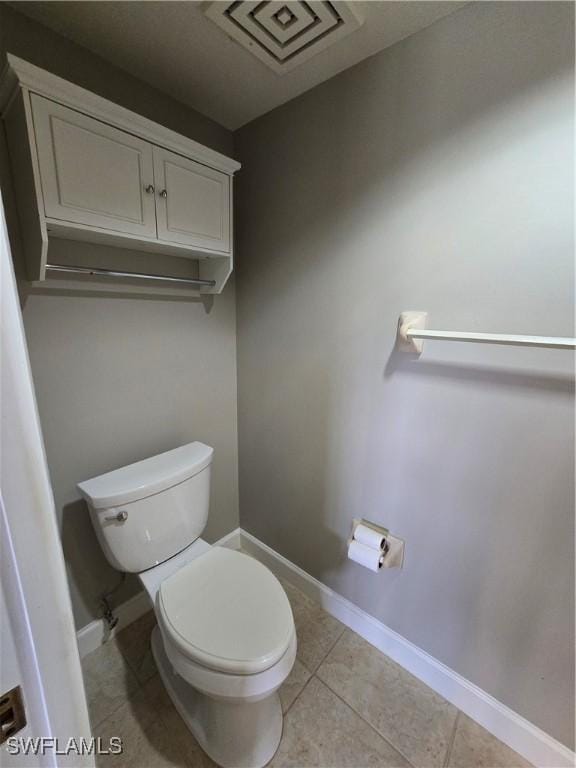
left=78, top=443, right=296, bottom=768
left=142, top=544, right=296, bottom=768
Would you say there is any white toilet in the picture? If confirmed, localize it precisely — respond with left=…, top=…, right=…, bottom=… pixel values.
left=78, top=442, right=296, bottom=768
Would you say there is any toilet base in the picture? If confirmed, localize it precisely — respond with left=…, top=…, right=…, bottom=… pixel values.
left=151, top=627, right=283, bottom=768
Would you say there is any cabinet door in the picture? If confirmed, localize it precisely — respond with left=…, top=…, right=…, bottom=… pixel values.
left=31, top=94, right=157, bottom=237
left=153, top=146, right=230, bottom=253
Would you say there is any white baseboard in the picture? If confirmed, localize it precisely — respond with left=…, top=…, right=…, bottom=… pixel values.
left=213, top=526, right=242, bottom=550
left=76, top=589, right=151, bottom=659
left=239, top=529, right=575, bottom=768
left=76, top=527, right=242, bottom=659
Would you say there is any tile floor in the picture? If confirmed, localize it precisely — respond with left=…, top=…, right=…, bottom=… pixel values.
left=84, top=575, right=532, bottom=768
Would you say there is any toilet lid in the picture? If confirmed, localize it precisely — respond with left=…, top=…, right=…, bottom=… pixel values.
left=158, top=547, right=295, bottom=675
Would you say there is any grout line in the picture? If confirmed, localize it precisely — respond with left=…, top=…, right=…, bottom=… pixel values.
left=282, top=673, right=316, bottom=717
left=314, top=673, right=418, bottom=768
left=308, top=622, right=347, bottom=675
left=443, top=710, right=461, bottom=768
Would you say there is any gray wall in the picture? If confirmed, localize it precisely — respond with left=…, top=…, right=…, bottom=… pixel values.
left=236, top=1, right=574, bottom=748
left=0, top=5, right=239, bottom=630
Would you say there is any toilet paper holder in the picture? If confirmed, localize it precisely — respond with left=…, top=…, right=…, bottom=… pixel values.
left=348, top=518, right=405, bottom=571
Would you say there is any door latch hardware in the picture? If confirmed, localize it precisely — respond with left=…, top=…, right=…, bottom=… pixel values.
left=0, top=686, right=26, bottom=744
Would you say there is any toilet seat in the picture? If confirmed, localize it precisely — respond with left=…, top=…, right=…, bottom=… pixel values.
left=159, top=625, right=297, bottom=701
left=158, top=547, right=295, bottom=676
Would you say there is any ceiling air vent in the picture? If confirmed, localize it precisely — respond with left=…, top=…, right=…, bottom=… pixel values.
left=205, top=1, right=364, bottom=75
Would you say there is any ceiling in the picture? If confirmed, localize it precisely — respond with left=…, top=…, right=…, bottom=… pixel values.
left=11, top=1, right=469, bottom=130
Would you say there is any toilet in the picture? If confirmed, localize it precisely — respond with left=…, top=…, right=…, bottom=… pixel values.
left=78, top=442, right=296, bottom=768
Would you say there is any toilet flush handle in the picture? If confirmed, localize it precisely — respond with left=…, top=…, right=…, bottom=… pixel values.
left=104, top=510, right=128, bottom=523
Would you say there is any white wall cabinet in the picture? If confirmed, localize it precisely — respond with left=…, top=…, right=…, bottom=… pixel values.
left=0, top=56, right=240, bottom=293
left=153, top=146, right=230, bottom=253
left=32, top=95, right=158, bottom=239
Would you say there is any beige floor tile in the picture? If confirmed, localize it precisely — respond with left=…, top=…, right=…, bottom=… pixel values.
left=317, top=629, right=457, bottom=768
left=282, top=580, right=345, bottom=672
left=82, top=639, right=140, bottom=729
left=115, top=610, right=158, bottom=684
left=279, top=658, right=312, bottom=713
left=270, top=676, right=411, bottom=767
left=448, top=714, right=533, bottom=768
left=280, top=580, right=315, bottom=624
left=94, top=683, right=187, bottom=768
left=139, top=676, right=218, bottom=767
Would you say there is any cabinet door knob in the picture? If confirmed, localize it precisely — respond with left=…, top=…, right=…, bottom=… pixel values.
left=145, top=184, right=154, bottom=194
left=159, top=189, right=168, bottom=199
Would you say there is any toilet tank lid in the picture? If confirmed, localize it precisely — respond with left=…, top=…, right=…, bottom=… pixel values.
left=77, top=442, right=213, bottom=509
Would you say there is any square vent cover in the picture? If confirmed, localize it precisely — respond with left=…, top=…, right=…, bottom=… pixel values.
left=205, top=1, right=364, bottom=75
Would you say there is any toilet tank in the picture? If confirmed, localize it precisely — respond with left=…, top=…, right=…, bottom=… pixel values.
left=78, top=442, right=213, bottom=573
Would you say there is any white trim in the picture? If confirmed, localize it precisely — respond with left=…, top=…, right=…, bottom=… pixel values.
left=1, top=190, right=93, bottom=763
left=76, top=590, right=151, bottom=659
left=213, top=526, right=242, bottom=550
left=239, top=530, right=575, bottom=768
left=1, top=55, right=240, bottom=175
left=75, top=527, right=242, bottom=658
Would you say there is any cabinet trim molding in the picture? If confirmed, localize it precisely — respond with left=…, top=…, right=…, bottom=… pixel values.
left=0, top=54, right=240, bottom=175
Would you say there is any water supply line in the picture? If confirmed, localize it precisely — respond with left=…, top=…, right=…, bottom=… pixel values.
left=99, top=572, right=126, bottom=632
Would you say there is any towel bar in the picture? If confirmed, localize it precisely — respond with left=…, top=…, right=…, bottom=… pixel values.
left=45, top=264, right=216, bottom=288
left=398, top=312, right=576, bottom=353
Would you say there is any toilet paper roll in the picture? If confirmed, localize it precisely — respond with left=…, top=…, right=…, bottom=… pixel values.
left=348, top=540, right=383, bottom=572
left=353, top=522, right=388, bottom=550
